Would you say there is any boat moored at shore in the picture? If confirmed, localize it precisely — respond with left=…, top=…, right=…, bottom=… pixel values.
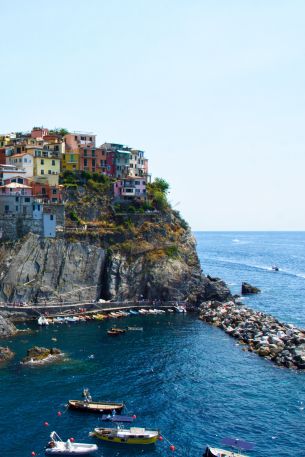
left=45, top=431, right=98, bottom=455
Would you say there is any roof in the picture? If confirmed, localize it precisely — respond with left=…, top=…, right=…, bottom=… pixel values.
left=9, top=153, right=32, bottom=158
left=0, top=182, right=31, bottom=189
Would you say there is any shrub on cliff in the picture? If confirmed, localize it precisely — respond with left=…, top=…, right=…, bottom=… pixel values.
left=147, top=178, right=170, bottom=211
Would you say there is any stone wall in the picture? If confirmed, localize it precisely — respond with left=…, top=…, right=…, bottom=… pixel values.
left=0, top=216, right=43, bottom=241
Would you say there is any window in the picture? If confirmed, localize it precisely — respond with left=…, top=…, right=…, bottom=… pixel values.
left=4, top=205, right=9, bottom=213
left=52, top=198, right=57, bottom=203
left=89, top=137, right=92, bottom=141
left=92, top=150, right=95, bottom=157
left=50, top=214, right=54, bottom=220
left=48, top=170, right=51, bottom=174
left=41, top=159, right=44, bottom=165
left=42, top=188, right=46, bottom=194
left=74, top=136, right=77, bottom=141
left=15, top=196, right=19, bottom=202
left=52, top=189, right=57, bottom=195
left=84, top=149, right=87, bottom=157
left=84, top=159, right=87, bottom=166
left=92, top=159, right=96, bottom=166
left=25, top=197, right=30, bottom=202
left=52, top=160, right=55, bottom=166
left=16, top=206, right=18, bottom=211
left=41, top=170, right=44, bottom=175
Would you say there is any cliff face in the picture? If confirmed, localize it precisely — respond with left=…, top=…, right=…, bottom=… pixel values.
left=0, top=235, right=105, bottom=303
left=0, top=217, right=231, bottom=305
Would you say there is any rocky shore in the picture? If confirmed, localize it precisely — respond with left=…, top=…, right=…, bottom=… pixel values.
left=199, top=300, right=305, bottom=370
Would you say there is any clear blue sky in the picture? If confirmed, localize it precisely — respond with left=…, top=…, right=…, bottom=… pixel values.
left=1, top=0, right=305, bottom=230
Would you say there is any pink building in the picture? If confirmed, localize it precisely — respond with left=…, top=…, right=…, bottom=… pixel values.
left=31, top=127, right=49, bottom=139
left=114, top=177, right=147, bottom=201
left=65, top=132, right=96, bottom=151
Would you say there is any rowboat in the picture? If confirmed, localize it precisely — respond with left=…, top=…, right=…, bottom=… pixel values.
left=90, top=426, right=159, bottom=445
left=110, top=327, right=126, bottom=333
left=45, top=431, right=98, bottom=455
left=107, top=330, right=121, bottom=336
left=204, top=437, right=254, bottom=457
left=68, top=400, right=124, bottom=414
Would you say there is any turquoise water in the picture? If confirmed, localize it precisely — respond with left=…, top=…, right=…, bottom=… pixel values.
left=1, top=232, right=305, bottom=457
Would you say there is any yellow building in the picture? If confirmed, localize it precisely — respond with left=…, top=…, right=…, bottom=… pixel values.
left=33, top=155, right=60, bottom=186
left=62, top=151, right=80, bottom=172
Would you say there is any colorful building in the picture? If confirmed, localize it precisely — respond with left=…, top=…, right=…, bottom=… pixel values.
left=6, top=153, right=34, bottom=178
left=114, top=177, right=147, bottom=201
left=62, top=151, right=80, bottom=172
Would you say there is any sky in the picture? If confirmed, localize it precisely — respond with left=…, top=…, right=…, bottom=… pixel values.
left=1, top=0, right=305, bottom=230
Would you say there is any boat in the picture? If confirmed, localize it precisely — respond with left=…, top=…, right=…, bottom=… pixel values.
left=68, top=399, right=124, bottom=413
left=101, top=414, right=135, bottom=423
left=129, top=310, right=139, bottom=315
left=127, top=327, right=143, bottom=331
left=110, top=327, right=126, bottom=333
left=45, top=431, right=98, bottom=455
left=272, top=265, right=279, bottom=271
left=90, top=426, right=159, bottom=445
left=204, top=437, right=254, bottom=457
left=38, top=316, right=49, bottom=326
left=107, top=330, right=121, bottom=336
left=138, top=309, right=148, bottom=314
left=173, top=305, right=186, bottom=313
left=65, top=316, right=79, bottom=323
left=167, top=309, right=174, bottom=313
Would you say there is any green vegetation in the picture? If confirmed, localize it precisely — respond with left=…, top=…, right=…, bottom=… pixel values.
left=147, top=177, right=170, bottom=211
left=49, top=127, right=69, bottom=136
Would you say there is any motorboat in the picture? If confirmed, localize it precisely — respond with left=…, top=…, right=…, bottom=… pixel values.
left=127, top=327, right=143, bottom=331
left=90, top=426, right=159, bottom=445
left=204, top=437, right=254, bottom=457
left=272, top=265, right=279, bottom=271
left=129, top=310, right=139, bottom=315
left=110, top=327, right=126, bottom=333
left=38, top=316, right=49, bottom=326
left=45, top=431, right=98, bottom=455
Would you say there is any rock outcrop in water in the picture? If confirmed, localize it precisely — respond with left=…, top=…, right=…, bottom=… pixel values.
left=0, top=346, right=15, bottom=362
left=199, top=300, right=305, bottom=370
left=0, top=315, right=17, bottom=338
left=21, top=346, right=63, bottom=364
left=241, top=282, right=261, bottom=294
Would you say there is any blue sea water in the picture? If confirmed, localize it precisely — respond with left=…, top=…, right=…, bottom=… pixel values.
left=1, top=232, right=305, bottom=457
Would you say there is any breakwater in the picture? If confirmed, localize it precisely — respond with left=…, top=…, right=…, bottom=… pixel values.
left=199, top=300, right=305, bottom=369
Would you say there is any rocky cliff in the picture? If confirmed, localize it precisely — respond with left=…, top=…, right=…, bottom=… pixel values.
left=0, top=208, right=231, bottom=305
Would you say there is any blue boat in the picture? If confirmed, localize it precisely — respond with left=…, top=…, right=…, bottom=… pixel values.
left=204, top=437, right=254, bottom=457
left=101, top=414, right=135, bottom=423
left=129, top=310, right=139, bottom=315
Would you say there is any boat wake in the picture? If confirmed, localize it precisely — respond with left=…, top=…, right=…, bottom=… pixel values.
left=208, top=257, right=305, bottom=280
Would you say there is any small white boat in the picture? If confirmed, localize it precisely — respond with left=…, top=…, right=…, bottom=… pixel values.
left=45, top=431, right=98, bottom=455
left=38, top=316, right=49, bottom=326
left=174, top=305, right=186, bottom=313
left=65, top=316, right=79, bottom=323
left=138, top=309, right=148, bottom=314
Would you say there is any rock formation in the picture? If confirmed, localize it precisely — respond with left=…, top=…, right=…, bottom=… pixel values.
left=199, top=300, right=305, bottom=370
left=241, top=282, right=261, bottom=294
left=0, top=346, right=15, bottom=363
left=0, top=315, right=17, bottom=338
left=21, top=346, right=63, bottom=364
left=0, top=212, right=231, bottom=305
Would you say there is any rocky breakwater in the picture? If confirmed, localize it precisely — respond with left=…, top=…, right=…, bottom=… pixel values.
left=199, top=300, right=305, bottom=370
left=21, top=346, right=63, bottom=365
left=0, top=347, right=15, bottom=363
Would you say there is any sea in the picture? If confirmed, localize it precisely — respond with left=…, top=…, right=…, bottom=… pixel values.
left=1, top=232, right=305, bottom=457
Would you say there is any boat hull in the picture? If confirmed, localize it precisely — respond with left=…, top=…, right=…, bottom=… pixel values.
left=204, top=447, right=248, bottom=457
left=68, top=400, right=124, bottom=414
left=93, top=433, right=158, bottom=445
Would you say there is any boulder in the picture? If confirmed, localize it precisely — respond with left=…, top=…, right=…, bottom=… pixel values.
left=0, top=347, right=15, bottom=363
left=0, top=315, right=17, bottom=338
left=241, top=282, right=261, bottom=295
